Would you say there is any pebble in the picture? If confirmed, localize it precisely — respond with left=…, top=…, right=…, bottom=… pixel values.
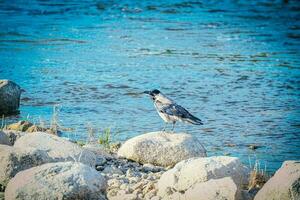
left=96, top=149, right=164, bottom=200
left=151, top=196, right=160, bottom=200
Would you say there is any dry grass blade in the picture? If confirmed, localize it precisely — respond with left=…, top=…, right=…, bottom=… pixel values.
left=248, top=159, right=269, bottom=192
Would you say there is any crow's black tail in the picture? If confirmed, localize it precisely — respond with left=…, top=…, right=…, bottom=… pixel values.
left=186, top=115, right=203, bottom=125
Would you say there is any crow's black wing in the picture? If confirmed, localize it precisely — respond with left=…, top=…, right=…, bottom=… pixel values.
left=161, top=104, right=203, bottom=125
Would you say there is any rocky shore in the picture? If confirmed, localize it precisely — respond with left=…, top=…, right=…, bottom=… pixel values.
left=0, top=129, right=299, bottom=200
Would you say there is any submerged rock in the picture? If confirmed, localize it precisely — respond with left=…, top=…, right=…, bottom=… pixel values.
left=157, top=156, right=249, bottom=199
left=0, top=131, right=10, bottom=145
left=14, top=132, right=97, bottom=166
left=117, top=131, right=206, bottom=167
left=254, top=160, right=300, bottom=200
left=5, top=162, right=106, bottom=200
left=0, top=80, right=21, bottom=115
left=0, top=145, right=51, bottom=186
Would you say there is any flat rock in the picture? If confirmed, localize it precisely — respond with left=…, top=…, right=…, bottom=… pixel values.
left=0, top=131, right=10, bottom=145
left=14, top=132, right=97, bottom=166
left=0, top=80, right=21, bottom=115
left=0, top=144, right=51, bottom=186
left=157, top=156, right=249, bottom=198
left=5, top=162, right=106, bottom=200
left=254, top=160, right=300, bottom=200
left=117, top=132, right=206, bottom=167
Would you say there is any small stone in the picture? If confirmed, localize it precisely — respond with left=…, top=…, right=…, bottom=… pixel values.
left=143, top=182, right=155, bottom=195
left=103, top=165, right=124, bottom=175
left=147, top=175, right=156, bottom=181
left=112, top=174, right=120, bottom=178
left=129, top=177, right=140, bottom=184
left=133, top=188, right=142, bottom=196
left=107, top=179, right=121, bottom=188
left=144, top=190, right=156, bottom=199
left=120, top=184, right=127, bottom=190
left=126, top=168, right=134, bottom=177
left=96, top=165, right=105, bottom=171
left=151, top=196, right=160, bottom=200
left=142, top=173, right=148, bottom=179
left=117, top=190, right=126, bottom=196
left=107, top=189, right=118, bottom=197
left=132, top=182, right=143, bottom=191
left=138, top=193, right=144, bottom=199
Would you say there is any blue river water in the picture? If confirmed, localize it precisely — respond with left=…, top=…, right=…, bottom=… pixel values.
left=1, top=0, right=300, bottom=173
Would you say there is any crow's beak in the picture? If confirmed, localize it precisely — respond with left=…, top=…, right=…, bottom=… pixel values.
left=143, top=91, right=151, bottom=95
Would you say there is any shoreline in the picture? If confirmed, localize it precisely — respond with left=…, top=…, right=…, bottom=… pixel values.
left=1, top=125, right=299, bottom=200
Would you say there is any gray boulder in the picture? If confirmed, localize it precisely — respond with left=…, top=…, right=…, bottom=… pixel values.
left=0, top=145, right=51, bottom=186
left=0, top=80, right=21, bottom=115
left=117, top=131, right=206, bottom=167
left=14, top=132, right=97, bottom=166
left=5, top=162, right=107, bottom=200
left=0, top=131, right=10, bottom=145
left=254, top=160, right=300, bottom=200
left=1, top=130, right=25, bottom=145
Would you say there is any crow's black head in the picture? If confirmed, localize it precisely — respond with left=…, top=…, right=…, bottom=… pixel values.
left=143, top=89, right=161, bottom=96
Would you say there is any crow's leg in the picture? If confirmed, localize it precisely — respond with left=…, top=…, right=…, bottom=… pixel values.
left=171, top=121, right=176, bottom=133
left=162, top=122, right=167, bottom=132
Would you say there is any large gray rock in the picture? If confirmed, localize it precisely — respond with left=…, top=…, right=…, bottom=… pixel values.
left=0, top=80, right=21, bottom=115
left=117, top=132, right=206, bottom=167
left=14, top=132, right=97, bottom=166
left=1, top=130, right=25, bottom=145
left=5, top=162, right=107, bottom=200
left=254, top=160, right=300, bottom=200
left=0, top=131, right=10, bottom=145
left=167, top=177, right=238, bottom=200
left=157, top=156, right=249, bottom=198
left=0, top=145, right=51, bottom=186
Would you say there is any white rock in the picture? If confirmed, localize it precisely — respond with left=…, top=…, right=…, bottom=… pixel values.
left=107, top=178, right=122, bottom=188
left=14, top=132, right=97, bottom=166
left=120, top=184, right=127, bottom=190
left=254, top=160, right=300, bottom=200
left=184, top=177, right=238, bottom=200
left=129, top=178, right=137, bottom=184
left=157, top=156, right=249, bottom=198
left=5, top=162, right=106, bottom=200
left=117, top=131, right=206, bottom=167
left=107, top=188, right=118, bottom=198
left=144, top=189, right=156, bottom=199
left=0, top=144, right=51, bottom=186
left=0, top=131, right=10, bottom=145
